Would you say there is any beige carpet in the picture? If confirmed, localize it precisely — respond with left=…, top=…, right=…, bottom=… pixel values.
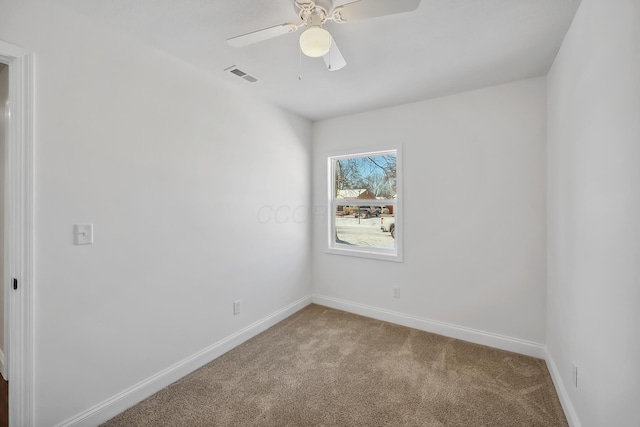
left=103, top=304, right=568, bottom=426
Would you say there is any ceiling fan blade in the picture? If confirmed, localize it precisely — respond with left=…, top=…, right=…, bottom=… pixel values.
left=323, top=38, right=347, bottom=71
left=227, top=23, right=298, bottom=48
left=333, top=0, right=421, bottom=22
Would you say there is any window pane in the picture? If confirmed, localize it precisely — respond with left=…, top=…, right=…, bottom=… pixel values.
left=335, top=154, right=396, bottom=199
left=334, top=204, right=395, bottom=249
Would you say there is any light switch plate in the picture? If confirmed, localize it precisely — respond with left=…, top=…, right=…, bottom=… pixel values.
left=74, top=224, right=94, bottom=245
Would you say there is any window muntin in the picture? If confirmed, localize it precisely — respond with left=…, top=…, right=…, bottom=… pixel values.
left=328, top=149, right=402, bottom=261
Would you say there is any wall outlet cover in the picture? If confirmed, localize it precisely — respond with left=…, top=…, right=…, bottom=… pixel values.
left=74, top=224, right=94, bottom=245
left=393, top=286, right=401, bottom=298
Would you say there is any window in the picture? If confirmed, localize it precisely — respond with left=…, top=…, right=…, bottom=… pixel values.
left=327, top=148, right=402, bottom=262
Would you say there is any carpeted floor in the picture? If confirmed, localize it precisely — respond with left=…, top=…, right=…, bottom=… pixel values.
left=103, top=304, right=568, bottom=426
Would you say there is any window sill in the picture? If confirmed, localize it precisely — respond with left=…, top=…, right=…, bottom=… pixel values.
left=326, top=245, right=403, bottom=263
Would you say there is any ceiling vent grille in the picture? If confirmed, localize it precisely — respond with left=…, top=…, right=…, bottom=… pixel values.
left=225, top=65, right=259, bottom=83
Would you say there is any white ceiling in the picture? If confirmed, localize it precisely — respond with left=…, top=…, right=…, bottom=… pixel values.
left=53, top=0, right=581, bottom=121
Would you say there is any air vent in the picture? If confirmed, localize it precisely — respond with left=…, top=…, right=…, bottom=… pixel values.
left=224, top=65, right=259, bottom=83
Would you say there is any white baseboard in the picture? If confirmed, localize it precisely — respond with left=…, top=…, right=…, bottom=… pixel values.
left=312, top=294, right=547, bottom=359
left=57, top=295, right=312, bottom=427
left=0, top=348, right=5, bottom=381
left=544, top=348, right=582, bottom=427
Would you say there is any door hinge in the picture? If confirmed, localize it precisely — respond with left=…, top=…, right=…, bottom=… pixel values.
left=13, top=278, right=17, bottom=290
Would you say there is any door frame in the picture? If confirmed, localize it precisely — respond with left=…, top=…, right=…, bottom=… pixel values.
left=0, top=39, right=35, bottom=427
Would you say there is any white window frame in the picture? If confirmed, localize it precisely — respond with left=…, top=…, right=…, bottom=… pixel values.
left=326, top=146, right=403, bottom=262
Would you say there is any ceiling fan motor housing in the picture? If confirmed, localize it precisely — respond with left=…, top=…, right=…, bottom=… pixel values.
left=305, top=10, right=326, bottom=27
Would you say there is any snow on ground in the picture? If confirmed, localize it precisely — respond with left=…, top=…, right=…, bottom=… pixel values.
left=335, top=217, right=394, bottom=249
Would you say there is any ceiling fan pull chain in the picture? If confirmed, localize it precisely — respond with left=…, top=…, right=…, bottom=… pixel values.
left=298, top=47, right=303, bottom=80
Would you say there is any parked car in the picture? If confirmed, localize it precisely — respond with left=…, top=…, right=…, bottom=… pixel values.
left=380, top=216, right=395, bottom=238
left=353, top=206, right=380, bottom=218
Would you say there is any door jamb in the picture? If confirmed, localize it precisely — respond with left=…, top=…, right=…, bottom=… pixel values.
left=0, top=39, right=35, bottom=427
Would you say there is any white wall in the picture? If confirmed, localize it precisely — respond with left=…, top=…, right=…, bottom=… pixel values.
left=0, top=0, right=312, bottom=425
left=312, top=78, right=547, bottom=348
left=546, top=1, right=640, bottom=426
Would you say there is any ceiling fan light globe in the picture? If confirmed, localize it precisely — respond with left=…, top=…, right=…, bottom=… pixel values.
left=299, top=26, right=332, bottom=57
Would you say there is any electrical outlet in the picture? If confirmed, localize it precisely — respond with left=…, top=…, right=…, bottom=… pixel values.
left=571, top=362, right=578, bottom=388
left=393, top=286, right=400, bottom=298
left=74, top=224, right=94, bottom=245
left=233, top=300, right=241, bottom=315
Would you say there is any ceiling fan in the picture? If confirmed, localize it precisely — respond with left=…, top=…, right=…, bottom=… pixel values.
left=227, top=0, right=422, bottom=71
